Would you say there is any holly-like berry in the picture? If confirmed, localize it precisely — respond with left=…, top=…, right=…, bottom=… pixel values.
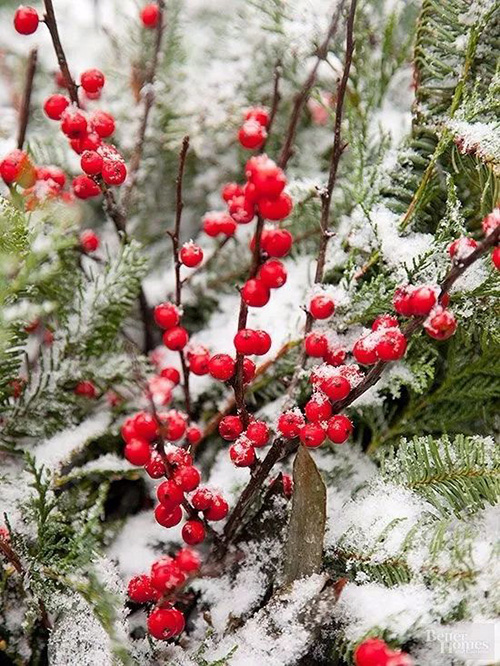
left=124, top=438, right=151, bottom=466
left=165, top=446, right=192, bottom=467
left=147, top=607, right=185, bottom=640
left=186, top=424, right=202, bottom=445
left=372, top=314, right=399, bottom=331
left=352, top=336, right=378, bottom=365
left=144, top=451, right=166, bottom=478
left=238, top=119, right=267, bottom=150
left=80, top=69, right=105, bottom=94
left=175, top=547, right=201, bottom=573
left=163, top=326, right=189, bottom=350
left=258, top=259, right=287, bottom=288
left=246, top=420, right=269, bottom=447
left=43, top=94, right=69, bottom=120
left=208, top=354, right=235, bottom=381
left=229, top=439, right=256, bottom=467
left=72, top=175, right=101, bottom=199
left=219, top=415, right=244, bottom=441
left=154, top=503, right=182, bottom=528
left=191, top=487, right=213, bottom=511
left=246, top=155, right=286, bottom=198
left=278, top=410, right=305, bottom=438
left=182, top=520, right=206, bottom=545
left=90, top=110, right=115, bottom=138
left=304, top=332, right=328, bottom=357
left=393, top=287, right=413, bottom=317
left=127, top=574, right=159, bottom=603
left=448, top=237, right=478, bottom=260
left=204, top=494, right=229, bottom=521
left=245, top=106, right=270, bottom=127
left=309, top=294, right=335, bottom=319
left=61, top=108, right=88, bottom=138
left=140, top=3, right=160, bottom=27
left=189, top=351, right=210, bottom=375
left=242, top=357, right=256, bottom=383
left=241, top=279, right=270, bottom=307
left=234, top=329, right=259, bottom=355
left=354, top=638, right=392, bottom=666
left=300, top=423, right=326, bottom=448
left=161, top=411, right=187, bottom=441
left=221, top=182, right=244, bottom=202
left=202, top=211, right=237, bottom=237
left=14, top=6, right=39, bottom=34
left=323, top=346, right=346, bottom=366
left=305, top=396, right=332, bottom=422
left=154, top=302, right=180, bottom=329
left=0, top=149, right=32, bottom=185
left=254, top=330, right=272, bottom=355
left=134, top=411, right=159, bottom=440
left=409, top=286, right=437, bottom=316
left=80, top=229, right=100, bottom=253
left=321, top=375, right=351, bottom=401
left=174, top=466, right=201, bottom=492
left=424, top=307, right=457, bottom=340
left=160, top=367, right=181, bottom=384
left=101, top=159, right=127, bottom=186
left=482, top=208, right=500, bottom=236
left=258, top=193, right=293, bottom=221
left=229, top=195, right=255, bottom=224
left=157, top=479, right=184, bottom=508
left=492, top=246, right=500, bottom=270
left=327, top=414, right=353, bottom=444
left=150, top=557, right=186, bottom=593
left=180, top=242, right=203, bottom=267
left=81, top=150, right=103, bottom=175
left=376, top=329, right=407, bottom=361
left=261, top=228, right=293, bottom=257
left=74, top=380, right=97, bottom=398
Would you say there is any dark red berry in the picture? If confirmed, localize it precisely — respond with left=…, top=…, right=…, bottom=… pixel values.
left=157, top=479, right=184, bottom=507
left=74, top=380, right=97, bottom=398
left=180, top=242, right=203, bottom=267
left=321, top=375, right=351, bottom=401
left=175, top=548, right=201, bottom=573
left=246, top=421, right=269, bottom=447
left=304, top=332, right=328, bottom=357
left=229, top=439, right=256, bottom=467
left=81, top=150, right=103, bottom=175
left=80, top=229, right=100, bottom=253
left=147, top=607, right=185, bottom=640
left=327, top=415, right=353, bottom=444
left=154, top=503, right=182, bottom=528
left=258, top=259, right=287, bottom=288
left=376, top=329, right=407, bottom=361
left=304, top=396, right=332, bottom=422
left=241, top=279, right=270, bottom=307
left=299, top=423, right=326, bottom=448
left=278, top=411, right=305, bottom=438
left=204, top=495, right=229, bottom=521
left=127, top=574, right=159, bottom=603
left=124, top=438, right=151, bottom=466
left=182, top=520, right=205, bottom=545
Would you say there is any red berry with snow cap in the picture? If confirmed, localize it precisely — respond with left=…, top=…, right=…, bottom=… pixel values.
left=393, top=287, right=413, bottom=317
left=352, top=335, right=378, bottom=365
left=219, top=415, right=244, bottom=441
left=321, top=375, right=351, bottom=401
left=278, top=410, right=305, bottom=438
left=127, top=574, right=159, bottom=603
left=154, top=302, right=179, bottom=329
left=372, top=314, right=399, bottom=331
left=204, top=494, right=229, bottom=521
left=327, top=414, right=353, bottom=444
left=180, top=243, right=203, bottom=267
left=80, top=69, right=105, bottom=93
left=72, top=175, right=101, bottom=199
left=305, top=332, right=328, bottom=357
left=258, top=259, right=287, bottom=288
left=424, top=307, right=457, bottom=340
left=323, top=346, right=346, bottom=366
left=229, top=195, right=255, bottom=225
left=90, top=111, right=115, bottom=138
left=238, top=120, right=267, bottom=149
left=222, top=182, right=244, bottom=202
left=101, top=159, right=127, bottom=186
left=376, top=328, right=407, bottom=361
left=144, top=451, right=166, bottom=478
left=409, top=286, right=437, bottom=316
left=245, top=106, right=270, bottom=127
left=191, top=487, right=213, bottom=511
left=246, top=155, right=286, bottom=198
left=150, top=557, right=186, bottom=593
left=448, top=237, right=478, bottom=260
left=229, top=439, right=256, bottom=467
left=246, top=420, right=269, bottom=447
left=61, top=108, right=87, bottom=138
left=309, top=294, right=335, bottom=319
left=305, top=396, right=332, bottom=422
left=482, top=208, right=500, bottom=236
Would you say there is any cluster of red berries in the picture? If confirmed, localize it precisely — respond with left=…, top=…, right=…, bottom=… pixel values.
left=449, top=208, right=500, bottom=270
left=354, top=637, right=412, bottom=666
left=238, top=106, right=270, bottom=150
left=393, top=284, right=457, bottom=340
left=127, top=547, right=200, bottom=640
left=218, top=416, right=270, bottom=467
left=154, top=302, right=188, bottom=352
left=352, top=314, right=407, bottom=365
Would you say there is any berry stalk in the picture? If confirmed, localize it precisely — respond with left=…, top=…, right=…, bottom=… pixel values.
left=42, top=0, right=79, bottom=105
left=17, top=47, right=38, bottom=149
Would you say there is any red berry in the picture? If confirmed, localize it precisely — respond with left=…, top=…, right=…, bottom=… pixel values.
left=81, top=150, right=103, bottom=175
left=219, top=415, right=244, bottom=441
left=14, top=6, right=39, bottom=34
left=246, top=155, right=286, bottom=198
left=80, top=69, right=105, bottom=94
left=37, top=165, right=66, bottom=188
left=424, top=307, right=457, bottom=340
left=134, top=411, right=159, bottom=440
left=202, top=211, right=237, bottom=237
left=246, top=420, right=269, bottom=447
left=321, top=375, right=351, bottom=401
left=245, top=106, right=270, bottom=127
left=258, top=193, right=293, bottom=221
left=182, top=520, right=205, bottom=545
left=174, top=465, right=200, bottom=492
left=448, top=237, right=478, bottom=260
left=241, top=279, right=270, bottom=307
left=186, top=425, right=202, bottom=445
left=304, top=332, right=328, bottom=357
left=234, top=329, right=259, bottom=355
left=327, top=414, right=353, bottom=444
left=150, top=556, right=186, bottom=592
left=101, top=159, right=127, bottom=186
left=191, top=487, right=213, bottom=511
left=154, top=503, right=182, bottom=528
left=204, top=495, right=229, bottom=521
left=309, top=294, right=335, bottom=319
left=90, top=111, right=115, bottom=138
left=393, top=287, right=413, bottom=317
left=161, top=411, right=187, bottom=441
left=238, top=119, right=267, bottom=149
left=157, top=479, right=184, bottom=507
left=61, top=108, right=87, bottom=138
left=124, top=438, right=151, bottom=466
left=79, top=229, right=100, bottom=253
left=221, top=182, right=244, bottom=202
left=229, top=195, right=255, bottom=224
left=242, top=358, right=256, bottom=384
left=354, top=638, right=392, bottom=666
left=72, top=175, right=101, bottom=199
left=261, top=228, right=293, bottom=257
left=372, top=314, right=399, bottom=331
left=323, top=346, right=346, bottom=366
left=127, top=574, right=159, bottom=603
left=189, top=352, right=210, bottom=375
left=376, top=329, right=407, bottom=361
left=180, top=242, right=203, bottom=267
left=352, top=336, right=378, bottom=365
left=481, top=208, right=500, bottom=236
left=208, top=354, right=235, bottom=381
left=258, top=259, right=287, bottom=288
left=147, top=607, right=185, bottom=640
left=160, top=366, right=181, bottom=384
left=74, top=380, right=97, bottom=398
left=0, top=149, right=31, bottom=185
left=43, top=94, right=69, bottom=120
left=163, top=326, right=189, bottom=350
left=300, top=423, right=326, bottom=448
left=140, top=3, right=160, bottom=28
left=144, top=451, right=166, bottom=478
left=229, top=439, right=256, bottom=467
left=492, top=246, right=500, bottom=270
left=409, top=286, right=437, bottom=316
left=305, top=396, right=332, bottom=422
left=165, top=446, right=192, bottom=467
left=175, top=547, right=201, bottom=573
left=278, top=410, right=305, bottom=438
left=154, top=302, right=179, bottom=329
left=253, top=330, right=272, bottom=355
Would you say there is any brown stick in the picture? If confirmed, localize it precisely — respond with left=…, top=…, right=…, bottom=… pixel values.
left=42, top=0, right=79, bottom=105
left=17, top=48, right=38, bottom=149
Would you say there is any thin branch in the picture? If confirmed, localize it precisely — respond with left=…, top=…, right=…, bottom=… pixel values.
left=17, top=48, right=38, bottom=149
left=42, top=0, right=79, bottom=105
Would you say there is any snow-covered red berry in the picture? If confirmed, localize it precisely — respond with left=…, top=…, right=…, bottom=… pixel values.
left=124, top=438, right=151, bottom=466
left=154, top=302, right=179, bottom=329
left=163, top=326, right=189, bottom=350
left=43, top=94, right=69, bottom=120
left=219, top=415, right=244, bottom=441
left=101, top=159, right=127, bottom=186
left=191, top=487, right=213, bottom=511
left=180, top=242, right=203, bottom=267
left=14, top=6, right=39, bottom=34
left=72, top=175, right=101, bottom=199
left=80, top=69, right=105, bottom=93
left=175, top=547, right=201, bottom=573
left=482, top=208, right=500, bottom=236
left=222, top=182, right=244, bottom=202
left=258, top=193, right=293, bottom=221
left=127, top=574, right=159, bottom=603
left=246, top=420, right=269, bottom=447
left=208, top=354, right=235, bottom=381
left=150, top=557, right=186, bottom=593
left=424, top=307, right=457, bottom=340
left=90, top=110, right=115, bottom=138
left=202, top=211, right=237, bottom=237
left=352, top=335, right=378, bottom=365
left=372, top=314, right=399, bottom=331
left=260, top=228, right=293, bottom=257
left=327, top=414, right=353, bottom=444
left=229, top=439, right=256, bottom=467
left=278, top=411, right=305, bottom=438
left=409, top=286, right=437, bottom=316
left=245, top=106, right=270, bottom=127
left=300, top=423, right=326, bottom=448
left=258, top=259, right=287, bottom=288
left=241, top=279, right=270, bottom=307
left=309, top=294, right=335, bottom=319
left=305, top=396, right=332, bottom=422
left=246, top=155, right=286, bottom=198
left=61, top=108, right=87, bottom=138
left=79, top=229, right=100, bottom=253
left=140, top=3, right=160, bottom=27
left=321, top=375, right=351, bottom=401
left=204, top=494, right=229, bottom=521
left=160, top=367, right=181, bottom=384
left=323, top=346, right=346, bottom=366
left=157, top=479, right=184, bottom=508
left=304, top=332, right=328, bottom=357
left=393, top=287, right=413, bottom=317
left=144, top=451, right=166, bottom=478
left=81, top=150, right=103, bottom=175
left=182, top=520, right=205, bottom=545
left=376, top=329, right=407, bottom=361
left=147, top=607, right=185, bottom=641
left=448, top=237, right=478, bottom=259
left=238, top=119, right=267, bottom=150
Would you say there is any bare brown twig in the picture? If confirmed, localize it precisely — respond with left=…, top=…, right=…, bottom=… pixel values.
left=42, top=0, right=79, bottom=105
left=17, top=48, right=38, bottom=149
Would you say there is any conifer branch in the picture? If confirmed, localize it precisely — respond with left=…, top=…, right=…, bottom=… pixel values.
left=17, top=48, right=38, bottom=150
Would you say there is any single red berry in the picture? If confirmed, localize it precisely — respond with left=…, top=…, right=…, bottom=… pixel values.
left=305, top=396, right=332, bottom=422
left=258, top=193, right=293, bottom=221
left=372, top=314, right=399, bottom=331
left=424, top=307, right=457, bottom=340
left=90, top=110, right=115, bottom=138
left=281, top=474, right=294, bottom=498
left=321, top=375, right=351, bottom=401
left=43, top=94, right=69, bottom=120
left=80, top=69, right=105, bottom=93
left=323, top=346, right=347, bottom=366
left=409, top=286, right=437, bottom=316
left=161, top=411, right=187, bottom=441
left=61, top=108, right=88, bottom=138
left=242, top=357, right=256, bottom=383
left=37, top=165, right=66, bottom=188
left=74, top=380, right=97, bottom=398
left=165, top=447, right=192, bottom=467
left=154, top=302, right=179, bottom=329
left=238, top=119, right=267, bottom=150
left=81, top=150, right=103, bottom=175
left=234, top=328, right=259, bottom=355
left=278, top=410, right=305, bottom=438
left=0, top=149, right=29, bottom=184
left=191, top=487, right=213, bottom=511
left=221, top=182, right=244, bottom=202
left=175, top=547, right=201, bottom=573
left=121, top=416, right=138, bottom=443
left=202, top=211, right=237, bottom=237
left=182, top=520, right=205, bottom=545
left=244, top=106, right=270, bottom=127
left=492, top=246, right=500, bottom=270
left=186, top=425, right=202, bottom=445
left=204, top=495, right=229, bottom=521
left=160, top=366, right=181, bottom=384
left=140, top=3, right=161, bottom=28
left=14, top=6, right=39, bottom=34
left=304, top=332, right=328, bottom=357
left=72, top=175, right=101, bottom=199
left=219, top=415, right=244, bottom=441
left=150, top=557, right=185, bottom=592
left=229, top=439, right=256, bottom=467
left=80, top=229, right=100, bottom=253
left=180, top=242, right=203, bottom=267
left=393, top=287, right=413, bottom=317
left=174, top=465, right=201, bottom=492
left=154, top=503, right=183, bottom=528
left=376, top=329, right=407, bottom=361
left=147, top=607, right=185, bottom=641
left=327, top=414, right=353, bottom=444
left=481, top=208, right=500, bottom=236
left=134, top=411, right=159, bottom=440
left=261, top=228, right=293, bottom=257
left=157, top=479, right=184, bottom=507
left=208, top=354, right=235, bottom=381
left=79, top=132, right=103, bottom=152
left=309, top=294, right=335, bottom=319
left=101, top=159, right=127, bottom=186
left=189, top=352, right=210, bottom=375
left=258, top=259, right=287, bottom=288
left=246, top=155, right=286, bottom=198
left=448, top=237, right=478, bottom=260
left=300, top=423, right=326, bottom=448
left=246, top=421, right=269, bottom=447
left=352, top=336, right=378, bottom=365
left=354, top=638, right=392, bottom=666
left=127, top=574, right=159, bottom=603
left=124, top=438, right=151, bottom=466
left=144, top=451, right=166, bottom=478
left=229, top=195, right=255, bottom=224
left=241, top=279, right=270, bottom=307
left=163, top=326, right=189, bottom=350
